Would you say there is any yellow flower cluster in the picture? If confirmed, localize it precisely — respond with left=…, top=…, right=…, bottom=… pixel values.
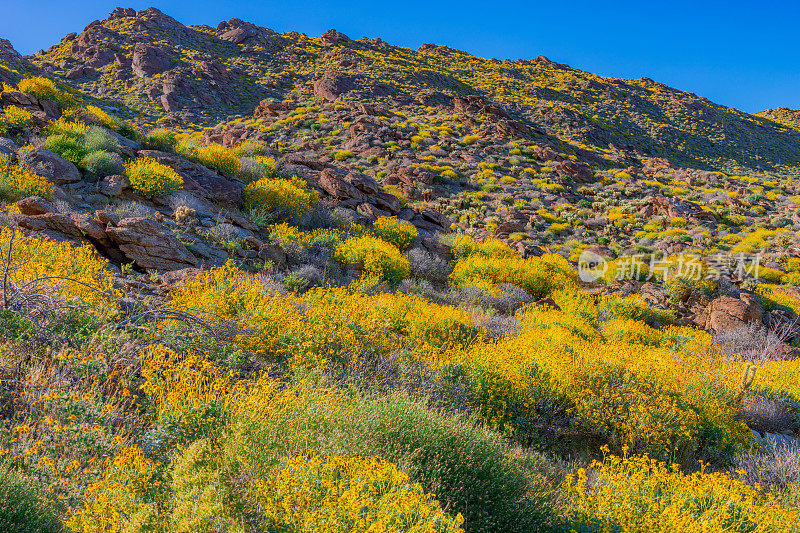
left=563, top=450, right=800, bottom=532
left=0, top=228, right=118, bottom=314
left=4, top=105, right=32, bottom=129
left=372, top=216, right=419, bottom=251
left=194, top=143, right=240, bottom=176
left=0, top=155, right=55, bottom=200
left=336, top=235, right=410, bottom=284
left=125, top=157, right=183, bottom=197
left=450, top=252, right=576, bottom=299
left=250, top=453, right=464, bottom=532
left=243, top=175, right=319, bottom=217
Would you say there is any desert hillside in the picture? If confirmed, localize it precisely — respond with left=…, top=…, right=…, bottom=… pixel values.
left=1, top=7, right=800, bottom=533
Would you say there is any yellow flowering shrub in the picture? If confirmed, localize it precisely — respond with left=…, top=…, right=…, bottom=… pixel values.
left=247, top=453, right=464, bottom=533
left=195, top=143, right=240, bottom=175
left=66, top=446, right=161, bottom=533
left=448, top=235, right=517, bottom=260
left=140, top=345, right=241, bottom=443
left=168, top=263, right=305, bottom=363
left=563, top=450, right=800, bottom=532
left=336, top=235, right=410, bottom=284
left=125, top=157, right=183, bottom=197
left=4, top=105, right=32, bottom=129
left=372, top=215, right=418, bottom=251
left=0, top=156, right=55, bottom=200
left=0, top=228, right=118, bottom=315
left=243, top=176, right=319, bottom=217
left=16, top=76, right=75, bottom=107
left=450, top=253, right=577, bottom=299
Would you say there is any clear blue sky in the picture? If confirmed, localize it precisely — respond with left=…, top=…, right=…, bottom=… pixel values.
left=1, top=0, right=798, bottom=113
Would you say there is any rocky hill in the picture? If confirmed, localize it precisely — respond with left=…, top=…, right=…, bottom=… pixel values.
left=2, top=7, right=800, bottom=533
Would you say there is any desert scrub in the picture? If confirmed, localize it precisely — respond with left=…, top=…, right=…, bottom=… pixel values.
left=0, top=462, right=64, bottom=533
left=450, top=253, right=576, bottom=299
left=195, top=144, right=240, bottom=176
left=562, top=449, right=800, bottom=532
left=372, top=215, right=418, bottom=251
left=3, top=105, right=32, bottom=130
left=0, top=155, right=55, bottom=200
left=243, top=176, right=318, bottom=219
left=336, top=235, right=410, bottom=284
left=125, top=157, right=183, bottom=197
left=81, top=150, right=123, bottom=178
left=0, top=228, right=118, bottom=315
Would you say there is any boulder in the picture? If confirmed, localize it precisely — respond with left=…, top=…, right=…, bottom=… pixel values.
left=695, top=293, right=764, bottom=333
left=16, top=196, right=55, bottom=215
left=99, top=174, right=129, bottom=197
left=219, top=22, right=259, bottom=44
left=20, top=148, right=81, bottom=184
left=320, top=29, right=351, bottom=46
left=105, top=217, right=198, bottom=271
left=551, top=160, right=594, bottom=183
left=132, top=44, right=171, bottom=77
left=254, top=99, right=288, bottom=118
left=313, top=72, right=356, bottom=101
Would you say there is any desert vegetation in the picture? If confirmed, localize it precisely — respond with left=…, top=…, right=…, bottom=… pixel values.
left=0, top=7, right=799, bottom=533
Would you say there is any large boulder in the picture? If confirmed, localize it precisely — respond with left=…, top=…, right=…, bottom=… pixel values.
left=320, top=29, right=351, bottom=46
left=313, top=72, right=356, bottom=101
left=132, top=44, right=171, bottom=77
left=695, top=293, right=763, bottom=333
left=105, top=217, right=198, bottom=271
left=20, top=148, right=81, bottom=184
left=551, top=160, right=594, bottom=183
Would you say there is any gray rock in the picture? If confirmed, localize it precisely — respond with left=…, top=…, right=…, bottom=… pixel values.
left=20, top=148, right=81, bottom=184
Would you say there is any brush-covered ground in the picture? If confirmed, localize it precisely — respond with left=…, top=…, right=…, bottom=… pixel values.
left=1, top=7, right=800, bottom=533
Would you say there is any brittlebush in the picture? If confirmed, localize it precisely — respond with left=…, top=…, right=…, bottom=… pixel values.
left=372, top=215, right=418, bottom=251
left=335, top=235, right=410, bottom=284
left=563, top=449, right=800, bottom=532
left=243, top=175, right=318, bottom=217
left=0, top=228, right=118, bottom=315
left=125, top=157, right=183, bottom=197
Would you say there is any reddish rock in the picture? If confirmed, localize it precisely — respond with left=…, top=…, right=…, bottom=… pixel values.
left=106, top=217, right=198, bottom=271
left=132, top=44, right=171, bottom=77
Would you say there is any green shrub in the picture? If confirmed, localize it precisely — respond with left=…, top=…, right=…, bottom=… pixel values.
left=125, top=157, right=183, bottom=197
left=335, top=235, right=410, bottom=284
left=83, top=126, right=119, bottom=153
left=0, top=462, right=64, bottom=533
left=42, top=133, right=87, bottom=164
left=223, top=379, right=553, bottom=533
left=81, top=150, right=123, bottom=178
left=372, top=216, right=418, bottom=251
left=144, top=128, right=178, bottom=152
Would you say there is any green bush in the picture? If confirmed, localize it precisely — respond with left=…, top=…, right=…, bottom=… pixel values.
left=0, top=462, right=64, bottom=533
left=224, top=379, right=554, bottom=533
left=42, top=134, right=87, bottom=165
left=81, top=150, right=123, bottom=178
left=145, top=128, right=178, bottom=152
left=83, top=126, right=120, bottom=153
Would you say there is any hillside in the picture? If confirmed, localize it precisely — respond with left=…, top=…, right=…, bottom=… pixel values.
left=1, top=6, right=800, bottom=533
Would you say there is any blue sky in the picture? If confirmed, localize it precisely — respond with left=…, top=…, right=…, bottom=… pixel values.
left=1, top=0, right=798, bottom=113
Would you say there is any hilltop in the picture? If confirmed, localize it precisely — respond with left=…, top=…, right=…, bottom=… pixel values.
left=1, top=7, right=800, bottom=533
